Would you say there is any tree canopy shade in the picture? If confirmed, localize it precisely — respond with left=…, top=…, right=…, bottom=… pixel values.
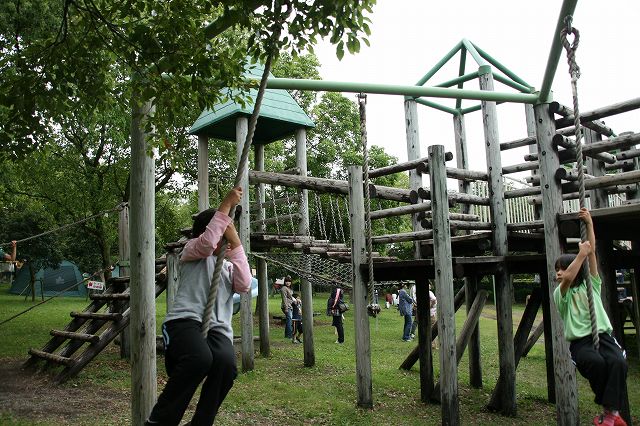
left=0, top=0, right=375, bottom=159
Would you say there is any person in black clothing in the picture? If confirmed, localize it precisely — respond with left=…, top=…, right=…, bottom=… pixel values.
left=327, top=287, right=345, bottom=344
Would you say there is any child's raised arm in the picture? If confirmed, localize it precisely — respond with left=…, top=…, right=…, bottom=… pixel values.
left=578, top=208, right=598, bottom=278
left=559, top=241, right=591, bottom=295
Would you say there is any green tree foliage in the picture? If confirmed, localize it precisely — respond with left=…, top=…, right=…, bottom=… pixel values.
left=0, top=0, right=375, bottom=159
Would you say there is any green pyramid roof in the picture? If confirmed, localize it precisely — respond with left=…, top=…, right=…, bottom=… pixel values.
left=189, top=62, right=315, bottom=144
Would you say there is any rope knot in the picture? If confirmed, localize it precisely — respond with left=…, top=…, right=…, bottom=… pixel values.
left=560, top=17, right=581, bottom=79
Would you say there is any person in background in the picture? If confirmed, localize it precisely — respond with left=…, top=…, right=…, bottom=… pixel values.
left=385, top=291, right=393, bottom=309
left=327, top=286, right=345, bottom=344
left=291, top=292, right=303, bottom=344
left=0, top=240, right=17, bottom=262
left=429, top=283, right=438, bottom=349
left=146, top=187, right=252, bottom=426
left=409, top=283, right=418, bottom=339
left=280, top=276, right=294, bottom=339
left=398, top=282, right=414, bottom=342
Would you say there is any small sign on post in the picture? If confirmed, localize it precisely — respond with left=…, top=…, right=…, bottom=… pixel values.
left=87, top=280, right=105, bottom=291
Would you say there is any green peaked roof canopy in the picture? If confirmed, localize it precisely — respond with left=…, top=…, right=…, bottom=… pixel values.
left=190, top=62, right=314, bottom=144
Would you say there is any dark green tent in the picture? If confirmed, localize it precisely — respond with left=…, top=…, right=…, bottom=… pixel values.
left=10, top=260, right=86, bottom=297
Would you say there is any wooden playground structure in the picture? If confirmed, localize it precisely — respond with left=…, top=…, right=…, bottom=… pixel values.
left=23, top=1, right=640, bottom=425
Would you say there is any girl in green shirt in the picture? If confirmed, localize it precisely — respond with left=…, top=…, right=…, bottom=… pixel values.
left=553, top=208, right=628, bottom=426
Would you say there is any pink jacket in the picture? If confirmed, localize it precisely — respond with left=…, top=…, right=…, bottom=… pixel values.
left=181, top=213, right=251, bottom=294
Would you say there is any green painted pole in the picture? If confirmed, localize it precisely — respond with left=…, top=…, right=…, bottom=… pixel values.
left=263, top=78, right=537, bottom=103
left=415, top=40, right=463, bottom=86
left=493, top=72, right=534, bottom=93
left=414, top=98, right=460, bottom=115
left=461, top=39, right=488, bottom=67
left=456, top=47, right=468, bottom=109
left=538, top=0, right=579, bottom=103
left=471, top=42, right=532, bottom=89
left=460, top=101, right=506, bottom=115
left=435, top=71, right=479, bottom=88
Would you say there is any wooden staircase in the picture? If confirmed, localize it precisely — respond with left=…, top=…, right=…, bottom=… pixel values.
left=24, top=258, right=168, bottom=384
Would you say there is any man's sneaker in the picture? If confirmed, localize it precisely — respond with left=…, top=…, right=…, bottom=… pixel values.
left=410, top=334, right=415, bottom=339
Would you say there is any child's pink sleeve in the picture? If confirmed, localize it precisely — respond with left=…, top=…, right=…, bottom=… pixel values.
left=181, top=214, right=231, bottom=262
left=227, top=246, right=252, bottom=293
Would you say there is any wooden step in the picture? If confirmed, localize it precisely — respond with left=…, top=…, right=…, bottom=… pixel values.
left=70, top=312, right=123, bottom=321
left=107, top=272, right=165, bottom=285
left=50, top=330, right=100, bottom=344
left=28, top=349, right=75, bottom=366
left=89, top=293, right=129, bottom=301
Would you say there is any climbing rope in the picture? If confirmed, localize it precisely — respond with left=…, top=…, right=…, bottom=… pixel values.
left=201, top=11, right=285, bottom=336
left=328, top=195, right=340, bottom=242
left=333, top=196, right=346, bottom=243
left=561, top=16, right=599, bottom=350
left=357, top=93, right=380, bottom=317
left=340, top=195, right=351, bottom=238
left=270, top=185, right=281, bottom=235
left=0, top=203, right=127, bottom=248
left=314, top=192, right=327, bottom=240
left=284, top=188, right=296, bottom=234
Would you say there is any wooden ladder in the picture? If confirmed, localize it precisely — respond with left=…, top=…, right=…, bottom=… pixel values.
left=24, top=258, right=168, bottom=384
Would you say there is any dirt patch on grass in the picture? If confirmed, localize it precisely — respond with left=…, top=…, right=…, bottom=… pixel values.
left=0, top=359, right=130, bottom=425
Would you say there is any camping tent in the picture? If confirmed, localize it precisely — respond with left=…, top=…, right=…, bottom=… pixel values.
left=10, top=260, right=86, bottom=297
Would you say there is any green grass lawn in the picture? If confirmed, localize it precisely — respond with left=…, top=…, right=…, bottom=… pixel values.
left=0, top=284, right=638, bottom=425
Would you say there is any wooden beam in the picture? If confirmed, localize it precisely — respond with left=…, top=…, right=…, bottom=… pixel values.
left=254, top=143, right=270, bottom=358
left=348, top=165, right=373, bottom=408
left=553, top=98, right=640, bottom=130
left=550, top=101, right=614, bottom=136
left=416, top=162, right=488, bottom=181
left=236, top=117, right=254, bottom=372
left=534, top=102, right=579, bottom=423
left=248, top=170, right=412, bottom=203
left=480, top=71, right=515, bottom=416
left=428, top=144, right=459, bottom=424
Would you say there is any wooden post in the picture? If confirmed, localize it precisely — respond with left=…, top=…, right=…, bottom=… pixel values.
left=534, top=102, right=579, bottom=425
left=415, top=274, right=434, bottom=402
left=129, top=96, right=157, bottom=425
left=454, top=113, right=482, bottom=389
left=479, top=69, right=515, bottom=416
left=297, top=128, right=315, bottom=367
left=348, top=165, right=373, bottom=409
left=197, top=135, right=210, bottom=212
left=631, top=171, right=640, bottom=360
left=236, top=117, right=254, bottom=372
left=118, top=204, right=131, bottom=359
left=428, top=145, right=459, bottom=425
left=404, top=99, right=424, bottom=258
left=526, top=102, right=556, bottom=400
left=632, top=241, right=640, bottom=361
left=254, top=143, right=270, bottom=358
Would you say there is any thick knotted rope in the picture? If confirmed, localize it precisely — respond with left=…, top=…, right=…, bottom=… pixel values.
left=357, top=93, right=380, bottom=317
left=561, top=16, right=599, bottom=350
left=201, top=15, right=284, bottom=336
